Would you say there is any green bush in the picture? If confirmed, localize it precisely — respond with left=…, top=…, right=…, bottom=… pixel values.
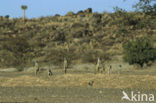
left=1, top=37, right=32, bottom=71
left=51, top=31, right=66, bottom=41
left=84, top=8, right=92, bottom=13
left=0, top=50, right=17, bottom=67
left=0, top=9, right=155, bottom=69
left=66, top=11, right=75, bottom=16
left=123, top=37, right=156, bottom=67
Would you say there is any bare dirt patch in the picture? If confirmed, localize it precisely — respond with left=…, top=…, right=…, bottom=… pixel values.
left=0, top=74, right=156, bottom=89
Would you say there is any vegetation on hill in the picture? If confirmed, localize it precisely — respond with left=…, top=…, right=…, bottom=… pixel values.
left=0, top=6, right=156, bottom=70
left=123, top=37, right=156, bottom=67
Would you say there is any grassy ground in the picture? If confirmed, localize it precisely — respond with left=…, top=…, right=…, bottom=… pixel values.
left=0, top=73, right=156, bottom=88
left=0, top=87, right=156, bottom=103
left=0, top=63, right=156, bottom=103
left=0, top=8, right=155, bottom=103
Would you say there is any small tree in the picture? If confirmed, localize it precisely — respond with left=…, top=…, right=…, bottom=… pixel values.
left=5, top=15, right=9, bottom=20
left=134, top=0, right=156, bottom=13
left=2, top=37, right=32, bottom=71
left=21, top=5, right=28, bottom=21
left=66, top=11, right=75, bottom=16
left=123, top=37, right=156, bottom=67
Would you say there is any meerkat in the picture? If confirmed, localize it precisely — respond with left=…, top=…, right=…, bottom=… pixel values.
left=102, top=63, right=105, bottom=73
left=108, top=65, right=112, bottom=75
left=47, top=64, right=53, bottom=76
left=119, top=64, right=122, bottom=69
left=64, top=57, right=68, bottom=74
left=88, top=80, right=94, bottom=87
left=95, top=57, right=100, bottom=73
left=48, top=69, right=53, bottom=76
left=34, top=61, right=38, bottom=67
left=96, top=57, right=103, bottom=74
left=34, top=61, right=39, bottom=75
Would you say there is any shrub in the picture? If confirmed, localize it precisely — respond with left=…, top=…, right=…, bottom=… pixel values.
left=0, top=50, right=17, bottom=67
left=0, top=16, right=3, bottom=20
left=72, top=30, right=83, bottom=38
left=66, top=11, right=75, bottom=16
left=123, top=37, right=156, bottom=67
left=77, top=10, right=84, bottom=15
left=55, top=14, right=60, bottom=17
left=1, top=37, right=32, bottom=71
left=84, top=8, right=92, bottom=13
left=92, top=12, right=102, bottom=24
left=71, top=22, right=84, bottom=28
left=5, top=15, right=9, bottom=20
left=51, top=31, right=66, bottom=41
left=81, top=50, right=110, bottom=63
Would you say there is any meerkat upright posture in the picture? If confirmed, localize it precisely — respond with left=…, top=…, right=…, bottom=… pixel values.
left=64, top=58, right=68, bottom=74
left=95, top=57, right=103, bottom=74
left=102, top=63, right=105, bottom=73
left=34, top=61, right=39, bottom=75
left=47, top=64, right=53, bottom=76
left=48, top=69, right=53, bottom=76
left=108, top=65, right=112, bottom=75
left=95, top=57, right=100, bottom=73
left=88, top=80, right=94, bottom=87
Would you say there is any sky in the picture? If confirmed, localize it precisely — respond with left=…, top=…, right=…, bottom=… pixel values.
left=0, top=0, right=138, bottom=18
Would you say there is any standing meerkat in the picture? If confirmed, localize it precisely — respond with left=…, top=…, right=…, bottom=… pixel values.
left=34, top=61, right=40, bottom=75
left=88, top=80, right=94, bottom=87
left=101, top=63, right=105, bottom=73
left=119, top=64, right=122, bottom=69
left=95, top=57, right=103, bottom=74
left=103, top=61, right=112, bottom=75
left=108, top=65, right=112, bottom=75
left=64, top=58, right=68, bottom=74
left=48, top=64, right=53, bottom=76
left=48, top=69, right=53, bottom=76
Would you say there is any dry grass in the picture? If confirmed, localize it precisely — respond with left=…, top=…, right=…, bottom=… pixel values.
left=0, top=73, right=156, bottom=89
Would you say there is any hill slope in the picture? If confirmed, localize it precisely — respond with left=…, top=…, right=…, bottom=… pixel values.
left=0, top=10, right=156, bottom=68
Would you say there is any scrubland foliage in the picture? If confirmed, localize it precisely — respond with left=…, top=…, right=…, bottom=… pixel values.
left=0, top=7, right=155, bottom=70
left=123, top=37, right=156, bottom=67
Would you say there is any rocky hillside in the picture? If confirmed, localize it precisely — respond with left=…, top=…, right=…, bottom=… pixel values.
left=0, top=8, right=156, bottom=69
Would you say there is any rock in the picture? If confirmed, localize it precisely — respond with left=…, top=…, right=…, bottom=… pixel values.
left=84, top=8, right=92, bottom=13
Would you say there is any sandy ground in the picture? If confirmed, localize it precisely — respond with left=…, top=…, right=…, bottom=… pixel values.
left=0, top=87, right=156, bottom=103
left=0, top=64, right=156, bottom=103
left=0, top=73, right=156, bottom=89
